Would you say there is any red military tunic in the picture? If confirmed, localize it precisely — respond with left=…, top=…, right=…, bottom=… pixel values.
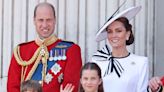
left=7, top=37, right=82, bottom=92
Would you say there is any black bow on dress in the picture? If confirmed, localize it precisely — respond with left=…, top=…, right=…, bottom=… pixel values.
left=93, top=44, right=124, bottom=77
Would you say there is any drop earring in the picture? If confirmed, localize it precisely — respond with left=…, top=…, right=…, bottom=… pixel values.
left=126, top=37, right=129, bottom=40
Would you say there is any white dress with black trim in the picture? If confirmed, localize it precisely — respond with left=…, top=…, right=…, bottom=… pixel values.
left=91, top=45, right=149, bottom=92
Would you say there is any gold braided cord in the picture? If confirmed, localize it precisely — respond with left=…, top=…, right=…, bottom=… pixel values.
left=41, top=57, right=47, bottom=86
left=25, top=45, right=49, bottom=81
left=14, top=46, right=42, bottom=66
left=14, top=35, right=58, bottom=66
left=22, top=66, right=28, bottom=81
left=25, top=55, right=42, bottom=80
left=41, top=45, right=49, bottom=64
left=40, top=45, right=49, bottom=85
left=13, top=35, right=58, bottom=83
left=21, top=66, right=24, bottom=83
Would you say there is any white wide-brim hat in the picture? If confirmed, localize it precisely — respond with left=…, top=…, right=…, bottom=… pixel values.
left=96, top=6, right=142, bottom=42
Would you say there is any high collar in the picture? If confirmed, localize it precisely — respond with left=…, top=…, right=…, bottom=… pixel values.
left=35, top=34, right=58, bottom=46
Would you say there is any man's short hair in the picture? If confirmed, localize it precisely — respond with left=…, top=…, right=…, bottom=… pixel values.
left=34, top=2, right=56, bottom=18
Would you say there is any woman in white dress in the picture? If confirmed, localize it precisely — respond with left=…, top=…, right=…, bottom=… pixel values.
left=91, top=6, right=149, bottom=92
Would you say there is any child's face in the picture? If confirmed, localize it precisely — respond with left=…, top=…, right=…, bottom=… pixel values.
left=80, top=69, right=102, bottom=92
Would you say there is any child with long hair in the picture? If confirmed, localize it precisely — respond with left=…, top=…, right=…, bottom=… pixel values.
left=78, top=62, right=104, bottom=92
left=60, top=62, right=104, bottom=92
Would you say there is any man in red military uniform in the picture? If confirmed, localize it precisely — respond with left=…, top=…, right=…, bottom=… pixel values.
left=7, top=2, right=82, bottom=92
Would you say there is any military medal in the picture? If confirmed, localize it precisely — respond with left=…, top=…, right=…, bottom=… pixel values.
left=57, top=50, right=62, bottom=60
left=51, top=63, right=61, bottom=75
left=62, top=49, right=67, bottom=60
left=45, top=73, right=53, bottom=84
left=49, top=50, right=54, bottom=61
left=58, top=73, right=63, bottom=83
left=53, top=50, right=58, bottom=61
left=57, top=49, right=62, bottom=60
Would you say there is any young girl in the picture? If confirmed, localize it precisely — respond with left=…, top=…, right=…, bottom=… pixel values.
left=60, top=62, right=104, bottom=92
left=78, top=62, right=104, bottom=92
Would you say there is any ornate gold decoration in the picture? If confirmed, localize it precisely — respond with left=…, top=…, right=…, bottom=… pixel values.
left=14, top=35, right=58, bottom=85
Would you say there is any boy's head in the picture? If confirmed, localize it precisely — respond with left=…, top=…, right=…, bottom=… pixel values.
left=20, top=80, right=42, bottom=92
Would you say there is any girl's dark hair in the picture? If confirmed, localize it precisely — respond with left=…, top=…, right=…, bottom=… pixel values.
left=115, top=17, right=134, bottom=45
left=20, top=80, right=42, bottom=92
left=78, top=62, right=104, bottom=92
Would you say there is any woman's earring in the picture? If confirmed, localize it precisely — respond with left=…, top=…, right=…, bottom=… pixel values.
left=126, top=37, right=129, bottom=40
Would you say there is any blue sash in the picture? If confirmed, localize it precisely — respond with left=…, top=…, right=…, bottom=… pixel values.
left=31, top=41, right=73, bottom=81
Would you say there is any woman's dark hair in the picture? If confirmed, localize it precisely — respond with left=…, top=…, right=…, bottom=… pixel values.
left=115, top=17, right=134, bottom=45
left=78, top=62, right=104, bottom=92
left=20, top=80, right=42, bottom=92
